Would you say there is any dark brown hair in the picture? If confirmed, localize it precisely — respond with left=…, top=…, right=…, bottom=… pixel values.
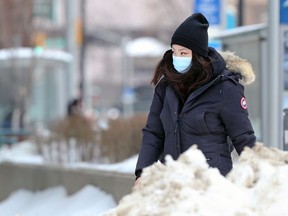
left=151, top=49, right=213, bottom=100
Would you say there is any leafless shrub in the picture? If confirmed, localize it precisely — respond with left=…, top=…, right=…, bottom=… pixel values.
left=32, top=113, right=147, bottom=164
left=32, top=115, right=100, bottom=163
left=99, top=114, right=147, bottom=163
left=52, top=115, right=100, bottom=162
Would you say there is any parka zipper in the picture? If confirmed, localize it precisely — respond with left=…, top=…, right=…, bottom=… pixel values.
left=174, top=119, right=179, bottom=133
left=174, top=116, right=182, bottom=154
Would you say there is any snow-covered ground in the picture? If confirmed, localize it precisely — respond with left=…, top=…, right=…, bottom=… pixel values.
left=0, top=185, right=115, bottom=216
left=0, top=141, right=137, bottom=216
left=3, top=141, right=288, bottom=216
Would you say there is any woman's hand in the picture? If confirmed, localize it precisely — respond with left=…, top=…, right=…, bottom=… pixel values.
left=134, top=177, right=141, bottom=187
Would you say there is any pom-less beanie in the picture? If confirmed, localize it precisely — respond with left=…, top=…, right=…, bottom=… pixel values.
left=171, top=13, right=209, bottom=57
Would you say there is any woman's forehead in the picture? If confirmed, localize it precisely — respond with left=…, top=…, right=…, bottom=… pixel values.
left=172, top=44, right=190, bottom=51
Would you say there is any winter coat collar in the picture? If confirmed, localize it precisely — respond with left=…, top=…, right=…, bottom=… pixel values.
left=218, top=50, right=256, bottom=86
left=208, top=47, right=255, bottom=86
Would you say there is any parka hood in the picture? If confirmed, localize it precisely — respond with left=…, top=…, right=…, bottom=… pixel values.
left=209, top=48, right=255, bottom=86
left=219, top=50, right=256, bottom=86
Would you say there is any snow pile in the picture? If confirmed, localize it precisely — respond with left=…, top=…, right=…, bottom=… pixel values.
left=103, top=143, right=288, bottom=216
left=0, top=141, right=43, bottom=164
left=0, top=185, right=116, bottom=216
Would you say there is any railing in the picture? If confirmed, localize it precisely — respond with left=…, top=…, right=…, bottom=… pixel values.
left=0, top=128, right=31, bottom=146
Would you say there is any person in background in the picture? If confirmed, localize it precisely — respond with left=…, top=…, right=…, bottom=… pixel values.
left=67, top=98, right=83, bottom=116
left=135, top=13, right=256, bottom=184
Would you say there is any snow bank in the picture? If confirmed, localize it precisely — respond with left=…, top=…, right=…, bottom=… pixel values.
left=103, top=143, right=288, bottom=216
left=0, top=141, right=44, bottom=164
left=0, top=185, right=116, bottom=216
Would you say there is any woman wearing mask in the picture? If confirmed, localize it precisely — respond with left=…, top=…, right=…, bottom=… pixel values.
left=135, top=13, right=256, bottom=182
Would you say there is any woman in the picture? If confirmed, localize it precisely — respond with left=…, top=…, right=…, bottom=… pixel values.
left=135, top=13, right=256, bottom=181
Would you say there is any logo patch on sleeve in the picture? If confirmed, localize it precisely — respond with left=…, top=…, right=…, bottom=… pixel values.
left=240, top=97, right=248, bottom=109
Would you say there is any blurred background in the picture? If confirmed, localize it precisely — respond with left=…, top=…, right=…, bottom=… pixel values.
left=1, top=0, right=288, bottom=155
left=1, top=0, right=288, bottom=213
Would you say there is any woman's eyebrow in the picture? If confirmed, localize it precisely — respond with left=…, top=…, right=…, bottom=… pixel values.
left=179, top=48, right=189, bottom=51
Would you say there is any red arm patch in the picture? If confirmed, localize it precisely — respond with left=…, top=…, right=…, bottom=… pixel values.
left=240, top=97, right=248, bottom=109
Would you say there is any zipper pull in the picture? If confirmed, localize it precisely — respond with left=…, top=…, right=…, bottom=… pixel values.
left=174, top=119, right=179, bottom=133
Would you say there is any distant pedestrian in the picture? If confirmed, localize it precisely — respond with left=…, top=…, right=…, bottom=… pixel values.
left=67, top=98, right=83, bottom=116
left=135, top=13, right=256, bottom=184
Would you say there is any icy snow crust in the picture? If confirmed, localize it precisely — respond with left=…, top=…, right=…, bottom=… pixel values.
left=104, top=143, right=288, bottom=216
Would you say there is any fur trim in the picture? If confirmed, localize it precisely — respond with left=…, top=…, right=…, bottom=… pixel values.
left=219, top=51, right=255, bottom=85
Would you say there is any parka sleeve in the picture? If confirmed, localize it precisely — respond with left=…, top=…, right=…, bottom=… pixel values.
left=220, top=81, right=256, bottom=155
left=135, top=83, right=165, bottom=177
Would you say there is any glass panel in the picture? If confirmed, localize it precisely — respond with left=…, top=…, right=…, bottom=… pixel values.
left=223, top=39, right=262, bottom=141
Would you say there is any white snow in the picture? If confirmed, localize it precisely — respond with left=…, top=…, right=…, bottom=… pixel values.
left=125, top=37, right=168, bottom=57
left=0, top=140, right=137, bottom=215
left=0, top=141, right=44, bottom=164
left=0, top=185, right=116, bottom=216
left=104, top=143, right=288, bottom=216
left=3, top=141, right=288, bottom=216
left=0, top=48, right=72, bottom=62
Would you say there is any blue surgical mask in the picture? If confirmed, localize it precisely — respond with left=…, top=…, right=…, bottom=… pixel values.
left=172, top=56, right=192, bottom=73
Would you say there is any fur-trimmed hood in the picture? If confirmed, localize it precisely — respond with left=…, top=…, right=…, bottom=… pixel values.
left=220, top=51, right=255, bottom=86
left=209, top=48, right=256, bottom=86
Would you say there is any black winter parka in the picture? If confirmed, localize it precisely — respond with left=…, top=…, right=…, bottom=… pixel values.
left=135, top=48, right=256, bottom=177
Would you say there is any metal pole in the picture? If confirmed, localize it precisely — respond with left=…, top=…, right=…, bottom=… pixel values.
left=121, top=37, right=134, bottom=118
left=266, top=0, right=282, bottom=149
left=79, top=0, right=86, bottom=101
left=65, top=0, right=76, bottom=101
left=284, top=108, right=288, bottom=150
left=238, top=0, right=244, bottom=26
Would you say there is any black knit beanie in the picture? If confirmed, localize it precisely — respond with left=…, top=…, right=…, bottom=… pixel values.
left=171, top=13, right=209, bottom=57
